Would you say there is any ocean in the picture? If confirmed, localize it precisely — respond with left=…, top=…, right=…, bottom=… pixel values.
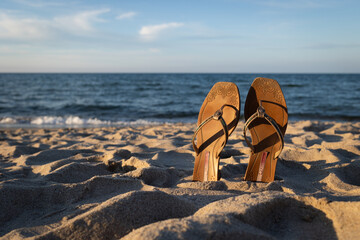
left=0, top=73, right=359, bottom=127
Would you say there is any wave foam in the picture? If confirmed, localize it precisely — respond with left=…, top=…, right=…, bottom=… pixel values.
left=0, top=116, right=163, bottom=127
left=30, top=116, right=112, bottom=125
left=0, top=117, right=17, bottom=124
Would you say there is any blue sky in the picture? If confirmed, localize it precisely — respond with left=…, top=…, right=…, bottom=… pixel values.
left=0, top=0, right=359, bottom=73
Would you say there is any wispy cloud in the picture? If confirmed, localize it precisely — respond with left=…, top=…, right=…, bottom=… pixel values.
left=0, top=13, right=50, bottom=39
left=0, top=9, right=110, bottom=40
left=12, top=0, right=64, bottom=8
left=139, top=22, right=184, bottom=40
left=54, top=9, right=110, bottom=32
left=256, top=0, right=328, bottom=9
left=116, top=11, right=137, bottom=20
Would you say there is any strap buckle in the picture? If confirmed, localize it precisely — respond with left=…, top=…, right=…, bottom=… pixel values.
left=243, top=103, right=284, bottom=158
left=192, top=104, right=239, bottom=155
left=212, top=109, right=223, bottom=120
left=257, top=105, right=265, bottom=118
left=257, top=100, right=265, bottom=118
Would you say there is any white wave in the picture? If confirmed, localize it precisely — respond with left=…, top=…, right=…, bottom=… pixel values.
left=0, top=116, right=164, bottom=127
left=123, top=119, right=163, bottom=126
left=0, top=117, right=17, bottom=124
left=30, top=116, right=113, bottom=125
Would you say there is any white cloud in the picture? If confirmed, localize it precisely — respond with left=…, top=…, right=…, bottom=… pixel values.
left=139, top=22, right=184, bottom=40
left=54, top=9, right=110, bottom=32
left=116, top=11, right=137, bottom=20
left=0, top=13, right=50, bottom=39
left=0, top=9, right=110, bottom=40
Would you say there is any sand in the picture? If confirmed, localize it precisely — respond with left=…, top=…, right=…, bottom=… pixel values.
left=0, top=120, right=359, bottom=239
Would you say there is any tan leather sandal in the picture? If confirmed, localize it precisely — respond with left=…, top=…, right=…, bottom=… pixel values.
left=192, top=82, right=240, bottom=182
left=243, top=77, right=288, bottom=182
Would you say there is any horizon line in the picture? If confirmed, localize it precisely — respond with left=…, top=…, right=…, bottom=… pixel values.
left=0, top=72, right=359, bottom=74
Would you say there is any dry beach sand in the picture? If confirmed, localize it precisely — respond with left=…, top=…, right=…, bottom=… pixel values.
left=0, top=120, right=359, bottom=239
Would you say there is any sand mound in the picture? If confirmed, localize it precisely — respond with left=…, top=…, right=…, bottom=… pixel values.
left=123, top=191, right=337, bottom=240
left=125, top=167, right=183, bottom=187
left=44, top=162, right=110, bottom=183
left=20, top=191, right=196, bottom=240
left=336, top=161, right=360, bottom=186
left=25, top=149, right=97, bottom=165
left=195, top=192, right=337, bottom=239
left=150, top=150, right=194, bottom=169
left=0, top=176, right=146, bottom=237
left=122, top=214, right=273, bottom=240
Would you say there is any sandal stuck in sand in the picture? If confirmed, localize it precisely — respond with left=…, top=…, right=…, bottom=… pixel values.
left=192, top=82, right=240, bottom=181
left=243, top=77, right=288, bottom=182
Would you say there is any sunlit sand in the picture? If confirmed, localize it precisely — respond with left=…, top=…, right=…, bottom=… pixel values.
left=0, top=121, right=359, bottom=239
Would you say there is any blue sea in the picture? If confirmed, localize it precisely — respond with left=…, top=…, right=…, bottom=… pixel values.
left=0, top=73, right=359, bottom=128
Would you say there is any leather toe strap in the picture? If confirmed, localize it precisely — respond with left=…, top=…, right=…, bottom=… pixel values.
left=192, top=104, right=239, bottom=155
left=243, top=102, right=284, bottom=159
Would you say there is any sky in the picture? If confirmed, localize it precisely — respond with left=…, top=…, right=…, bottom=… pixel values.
left=0, top=0, right=359, bottom=73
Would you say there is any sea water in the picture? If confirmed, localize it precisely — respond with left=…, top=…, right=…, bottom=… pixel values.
left=0, top=73, right=359, bottom=127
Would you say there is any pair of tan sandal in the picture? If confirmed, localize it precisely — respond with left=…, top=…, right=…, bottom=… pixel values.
left=192, top=77, right=288, bottom=183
